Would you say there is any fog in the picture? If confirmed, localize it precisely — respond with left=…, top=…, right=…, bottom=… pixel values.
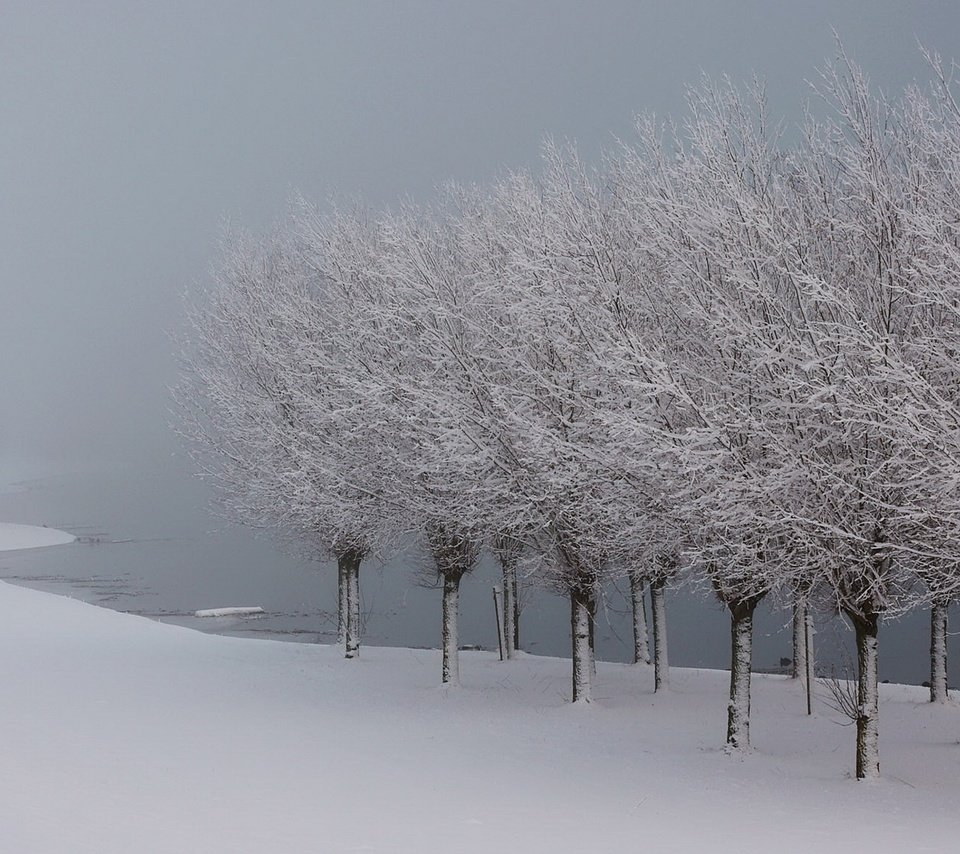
left=2, top=2, right=959, bottom=681
left=5, top=1, right=959, bottom=466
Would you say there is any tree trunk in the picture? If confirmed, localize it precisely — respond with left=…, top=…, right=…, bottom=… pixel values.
left=336, top=553, right=348, bottom=646
left=849, top=610, right=881, bottom=780
left=570, top=587, right=592, bottom=703
left=726, top=598, right=759, bottom=750
left=930, top=600, right=949, bottom=704
left=501, top=555, right=517, bottom=659
left=629, top=571, right=650, bottom=665
left=441, top=571, right=462, bottom=686
left=793, top=595, right=815, bottom=716
left=493, top=535, right=521, bottom=655
left=342, top=548, right=362, bottom=659
left=651, top=577, right=669, bottom=692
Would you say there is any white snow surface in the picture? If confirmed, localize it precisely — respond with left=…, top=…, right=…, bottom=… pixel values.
left=0, top=580, right=957, bottom=853
left=0, top=522, right=74, bottom=551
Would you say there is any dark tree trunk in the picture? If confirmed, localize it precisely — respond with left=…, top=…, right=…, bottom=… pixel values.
left=501, top=554, right=518, bottom=659
left=587, top=586, right=597, bottom=680
left=336, top=553, right=348, bottom=646
left=493, top=534, right=522, bottom=657
left=441, top=571, right=463, bottom=686
left=651, top=577, right=669, bottom=692
left=512, top=570, right=520, bottom=652
left=629, top=571, right=650, bottom=665
left=930, top=600, right=949, bottom=704
left=792, top=594, right=815, bottom=714
left=341, top=548, right=363, bottom=659
left=792, top=596, right=807, bottom=680
left=726, top=597, right=760, bottom=750
left=570, top=586, right=592, bottom=703
left=845, top=609, right=881, bottom=780
left=427, top=524, right=480, bottom=687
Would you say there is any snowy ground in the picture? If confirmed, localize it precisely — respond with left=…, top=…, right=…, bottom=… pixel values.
left=0, top=569, right=957, bottom=853
left=0, top=522, right=74, bottom=551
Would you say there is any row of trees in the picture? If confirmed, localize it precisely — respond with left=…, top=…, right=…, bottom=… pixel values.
left=178, top=49, right=960, bottom=780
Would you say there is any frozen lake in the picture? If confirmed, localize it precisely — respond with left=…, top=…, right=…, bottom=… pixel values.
left=0, top=460, right=952, bottom=686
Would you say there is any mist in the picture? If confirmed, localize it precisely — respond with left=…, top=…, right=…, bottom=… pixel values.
left=4, top=1, right=958, bottom=466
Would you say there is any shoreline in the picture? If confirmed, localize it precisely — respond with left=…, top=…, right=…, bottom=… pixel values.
left=0, top=522, right=75, bottom=552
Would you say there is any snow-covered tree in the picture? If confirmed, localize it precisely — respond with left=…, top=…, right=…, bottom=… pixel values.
left=607, top=81, right=803, bottom=745
left=895, top=53, right=960, bottom=703
left=182, top=48, right=960, bottom=773
left=179, top=215, right=388, bottom=661
left=477, top=153, right=677, bottom=703
left=715, top=46, right=960, bottom=773
left=777, top=53, right=957, bottom=774
left=344, top=201, right=504, bottom=686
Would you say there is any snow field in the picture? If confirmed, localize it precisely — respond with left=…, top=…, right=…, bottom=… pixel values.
left=0, top=580, right=956, bottom=853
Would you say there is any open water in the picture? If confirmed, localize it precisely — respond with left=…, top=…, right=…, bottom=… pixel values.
left=0, top=460, right=952, bottom=688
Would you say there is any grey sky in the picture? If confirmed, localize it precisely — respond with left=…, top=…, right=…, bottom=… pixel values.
left=2, top=1, right=959, bottom=467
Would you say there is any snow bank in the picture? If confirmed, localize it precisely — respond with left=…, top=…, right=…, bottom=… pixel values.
left=194, top=606, right=264, bottom=618
left=0, top=522, right=74, bottom=552
left=0, top=579, right=956, bottom=853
